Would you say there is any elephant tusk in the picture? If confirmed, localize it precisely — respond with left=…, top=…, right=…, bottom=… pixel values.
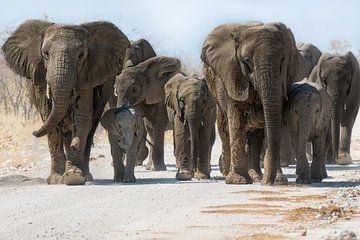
left=344, top=103, right=347, bottom=111
left=114, top=87, right=118, bottom=97
left=46, top=84, right=51, bottom=100
left=201, top=121, right=204, bottom=127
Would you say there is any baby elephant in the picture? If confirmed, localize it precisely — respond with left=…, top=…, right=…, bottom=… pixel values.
left=101, top=105, right=145, bottom=182
left=165, top=73, right=216, bottom=181
left=284, top=79, right=331, bottom=184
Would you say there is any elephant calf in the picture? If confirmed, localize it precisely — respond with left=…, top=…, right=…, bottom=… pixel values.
left=101, top=105, right=145, bottom=182
left=165, top=73, right=216, bottom=180
left=283, top=79, right=331, bottom=183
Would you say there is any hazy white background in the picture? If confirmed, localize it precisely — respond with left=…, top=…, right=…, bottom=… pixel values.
left=1, top=0, right=360, bottom=63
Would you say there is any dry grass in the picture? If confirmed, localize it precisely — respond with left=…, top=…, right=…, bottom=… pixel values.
left=232, top=190, right=283, bottom=195
left=206, top=203, right=282, bottom=209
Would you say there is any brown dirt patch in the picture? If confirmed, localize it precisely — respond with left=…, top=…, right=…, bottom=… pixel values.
left=206, top=203, right=282, bottom=209
left=251, top=194, right=327, bottom=202
left=231, top=233, right=288, bottom=240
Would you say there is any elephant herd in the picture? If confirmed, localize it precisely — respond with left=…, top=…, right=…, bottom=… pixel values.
left=2, top=20, right=359, bottom=186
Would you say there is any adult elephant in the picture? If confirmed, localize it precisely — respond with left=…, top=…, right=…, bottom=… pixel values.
left=2, top=20, right=129, bottom=185
left=114, top=56, right=181, bottom=170
left=201, top=22, right=301, bottom=185
left=309, top=52, right=360, bottom=165
left=111, top=38, right=157, bottom=166
left=280, top=42, right=322, bottom=166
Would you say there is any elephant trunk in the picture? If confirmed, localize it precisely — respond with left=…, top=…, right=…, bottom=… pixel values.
left=257, top=60, right=282, bottom=184
left=331, top=96, right=342, bottom=161
left=188, top=110, right=200, bottom=171
left=33, top=54, right=76, bottom=137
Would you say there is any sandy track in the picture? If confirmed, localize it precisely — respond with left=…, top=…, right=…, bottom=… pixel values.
left=1, top=132, right=360, bottom=239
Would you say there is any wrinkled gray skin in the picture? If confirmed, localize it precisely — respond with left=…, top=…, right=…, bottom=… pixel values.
left=165, top=73, right=216, bottom=180
left=115, top=38, right=157, bottom=166
left=309, top=52, right=360, bottom=165
left=279, top=42, right=322, bottom=167
left=284, top=79, right=331, bottom=183
left=101, top=107, right=144, bottom=182
left=202, top=22, right=303, bottom=185
left=115, top=56, right=181, bottom=171
left=2, top=20, right=129, bottom=185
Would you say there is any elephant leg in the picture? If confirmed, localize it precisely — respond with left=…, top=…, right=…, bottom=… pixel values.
left=108, top=134, right=125, bottom=182
left=124, top=142, right=137, bottom=183
left=174, top=117, right=193, bottom=180
left=338, top=107, right=358, bottom=165
left=294, top=131, right=311, bottom=184
left=47, top=128, right=66, bottom=184
left=64, top=89, right=93, bottom=185
left=145, top=124, right=166, bottom=171
left=136, top=130, right=149, bottom=166
left=217, top=108, right=230, bottom=176
left=194, top=125, right=212, bottom=180
left=225, top=104, right=252, bottom=185
left=280, top=127, right=296, bottom=167
left=311, top=134, right=326, bottom=182
left=247, top=129, right=264, bottom=183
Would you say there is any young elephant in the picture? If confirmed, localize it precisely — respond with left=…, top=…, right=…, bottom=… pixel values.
left=101, top=106, right=145, bottom=182
left=284, top=79, right=331, bottom=183
left=165, top=73, right=216, bottom=180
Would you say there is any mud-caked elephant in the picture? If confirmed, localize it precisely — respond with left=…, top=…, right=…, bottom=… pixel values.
left=114, top=56, right=181, bottom=171
left=309, top=51, right=360, bottom=165
left=165, top=73, right=216, bottom=180
left=283, top=79, right=331, bottom=183
left=201, top=22, right=304, bottom=185
left=2, top=20, right=130, bottom=185
left=101, top=105, right=145, bottom=183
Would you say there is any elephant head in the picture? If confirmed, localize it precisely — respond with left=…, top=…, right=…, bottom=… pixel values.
left=115, top=56, right=181, bottom=107
left=124, top=39, right=156, bottom=66
left=201, top=22, right=298, bottom=183
left=309, top=51, right=359, bottom=161
left=165, top=73, right=214, bottom=168
left=2, top=20, right=129, bottom=137
left=101, top=106, right=143, bottom=150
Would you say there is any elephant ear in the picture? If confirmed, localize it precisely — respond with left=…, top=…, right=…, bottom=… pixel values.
left=136, top=39, right=156, bottom=63
left=79, top=21, right=130, bottom=89
left=272, top=22, right=298, bottom=100
left=344, top=51, right=359, bottom=97
left=140, top=56, right=181, bottom=105
left=165, top=73, right=187, bottom=115
left=201, top=23, right=260, bottom=102
left=2, top=20, right=53, bottom=86
left=100, top=109, right=118, bottom=136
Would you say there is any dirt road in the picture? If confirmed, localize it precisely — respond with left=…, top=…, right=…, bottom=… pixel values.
left=1, top=130, right=360, bottom=239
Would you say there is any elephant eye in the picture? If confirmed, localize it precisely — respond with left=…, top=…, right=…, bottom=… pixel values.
left=179, top=97, right=185, bottom=110
left=242, top=56, right=252, bottom=71
left=43, top=50, right=50, bottom=60
left=78, top=51, right=85, bottom=60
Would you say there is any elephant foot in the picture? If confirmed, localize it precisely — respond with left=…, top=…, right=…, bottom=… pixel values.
left=47, top=173, right=64, bottom=184
left=63, top=162, right=86, bottom=186
left=248, top=169, right=263, bottom=183
left=296, top=176, right=312, bottom=184
left=280, top=161, right=289, bottom=167
left=311, top=172, right=324, bottom=183
left=274, top=173, right=288, bottom=185
left=123, top=174, right=136, bottom=183
left=219, top=153, right=230, bottom=176
left=337, top=154, right=352, bottom=165
left=114, top=175, right=123, bottom=182
left=225, top=171, right=252, bottom=184
left=85, top=171, right=93, bottom=182
left=147, top=162, right=167, bottom=171
left=194, top=171, right=210, bottom=180
left=176, top=170, right=193, bottom=181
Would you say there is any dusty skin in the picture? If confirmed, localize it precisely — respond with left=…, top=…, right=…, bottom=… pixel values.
left=1, top=121, right=360, bottom=239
